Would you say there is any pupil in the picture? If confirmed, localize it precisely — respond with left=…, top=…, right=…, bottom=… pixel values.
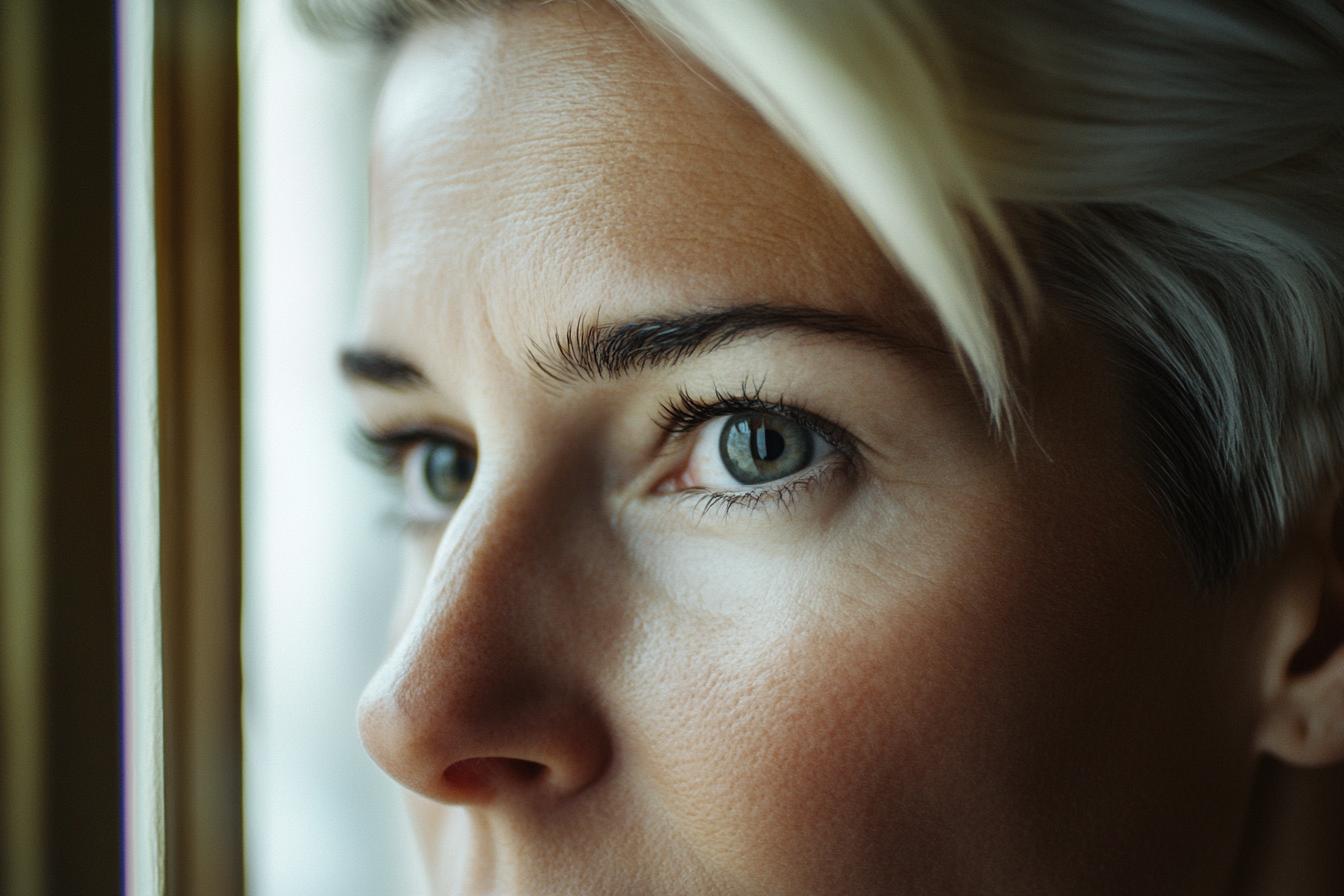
left=718, top=413, right=813, bottom=485
left=425, top=442, right=473, bottom=503
left=752, top=425, right=785, bottom=462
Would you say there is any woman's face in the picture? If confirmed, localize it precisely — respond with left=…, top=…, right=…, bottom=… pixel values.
left=349, top=5, right=1274, bottom=894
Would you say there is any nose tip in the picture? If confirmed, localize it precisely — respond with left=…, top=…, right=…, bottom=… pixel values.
left=428, top=713, right=612, bottom=805
left=357, top=651, right=613, bottom=807
left=357, top=478, right=619, bottom=808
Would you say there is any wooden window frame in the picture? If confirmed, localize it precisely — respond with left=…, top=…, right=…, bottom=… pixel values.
left=3, top=1, right=244, bottom=893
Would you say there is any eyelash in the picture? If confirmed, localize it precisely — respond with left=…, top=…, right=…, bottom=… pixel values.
left=354, top=426, right=469, bottom=535
left=354, top=387, right=856, bottom=525
left=656, top=382, right=858, bottom=517
left=355, top=426, right=443, bottom=474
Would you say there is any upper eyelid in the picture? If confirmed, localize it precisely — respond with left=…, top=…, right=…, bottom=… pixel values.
left=359, top=423, right=476, bottom=450
left=657, top=387, right=858, bottom=456
left=354, top=426, right=475, bottom=474
left=355, top=391, right=860, bottom=478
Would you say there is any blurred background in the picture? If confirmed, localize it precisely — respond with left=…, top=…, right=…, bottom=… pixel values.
left=1, top=0, right=418, bottom=893
left=240, top=0, right=424, bottom=893
left=3, top=1, right=121, bottom=892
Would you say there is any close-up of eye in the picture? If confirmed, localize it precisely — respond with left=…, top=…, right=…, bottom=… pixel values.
left=679, top=410, right=838, bottom=494
left=719, top=412, right=815, bottom=484
left=403, top=437, right=476, bottom=519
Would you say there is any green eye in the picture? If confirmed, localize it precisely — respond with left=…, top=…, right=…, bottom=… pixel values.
left=423, top=440, right=475, bottom=504
left=718, top=413, right=813, bottom=485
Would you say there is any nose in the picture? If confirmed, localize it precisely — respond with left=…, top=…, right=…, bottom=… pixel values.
left=357, top=489, right=613, bottom=805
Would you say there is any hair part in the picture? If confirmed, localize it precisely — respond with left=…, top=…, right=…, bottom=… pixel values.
left=304, top=0, right=1344, bottom=586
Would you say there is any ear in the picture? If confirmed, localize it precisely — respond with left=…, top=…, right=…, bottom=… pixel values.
left=1255, top=493, right=1344, bottom=767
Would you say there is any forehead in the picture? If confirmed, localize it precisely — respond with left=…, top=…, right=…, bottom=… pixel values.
left=365, top=2, right=923, bottom=364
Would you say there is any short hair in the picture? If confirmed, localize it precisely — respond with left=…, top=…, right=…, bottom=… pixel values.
left=302, top=0, right=1344, bottom=586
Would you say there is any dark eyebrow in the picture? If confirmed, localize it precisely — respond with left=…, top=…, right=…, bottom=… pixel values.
left=339, top=348, right=430, bottom=389
left=528, top=303, right=937, bottom=383
left=340, top=305, right=942, bottom=390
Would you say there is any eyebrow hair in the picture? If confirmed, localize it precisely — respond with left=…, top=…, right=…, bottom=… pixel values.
left=528, top=303, right=936, bottom=383
left=340, top=304, right=943, bottom=391
left=339, top=348, right=429, bottom=388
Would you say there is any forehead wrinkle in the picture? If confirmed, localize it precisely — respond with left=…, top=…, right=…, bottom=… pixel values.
left=369, top=4, right=947, bottom=403
left=375, top=11, right=844, bottom=280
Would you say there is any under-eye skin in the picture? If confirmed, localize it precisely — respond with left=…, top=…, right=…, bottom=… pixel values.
left=356, top=427, right=477, bottom=531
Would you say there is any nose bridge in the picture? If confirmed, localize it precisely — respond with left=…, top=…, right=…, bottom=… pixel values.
left=359, top=469, right=615, bottom=804
left=421, top=485, right=575, bottom=701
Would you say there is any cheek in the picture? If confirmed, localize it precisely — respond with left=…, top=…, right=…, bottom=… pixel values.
left=612, top=461, right=1227, bottom=892
left=611, top=507, right=1013, bottom=887
left=617, top=581, right=994, bottom=891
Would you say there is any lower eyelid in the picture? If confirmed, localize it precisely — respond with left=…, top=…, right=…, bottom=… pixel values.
left=389, top=513, right=450, bottom=538
left=677, top=452, right=849, bottom=517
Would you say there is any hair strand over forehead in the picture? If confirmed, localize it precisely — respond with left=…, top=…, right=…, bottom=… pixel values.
left=304, top=0, right=1344, bottom=585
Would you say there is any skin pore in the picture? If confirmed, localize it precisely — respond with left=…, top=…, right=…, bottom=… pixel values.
left=346, top=3, right=1344, bottom=894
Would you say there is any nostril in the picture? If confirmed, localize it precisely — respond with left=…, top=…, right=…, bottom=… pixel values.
left=508, top=758, right=547, bottom=781
left=442, top=757, right=550, bottom=801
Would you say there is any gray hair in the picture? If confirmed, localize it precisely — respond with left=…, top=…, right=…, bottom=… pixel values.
left=303, top=0, right=1344, bottom=586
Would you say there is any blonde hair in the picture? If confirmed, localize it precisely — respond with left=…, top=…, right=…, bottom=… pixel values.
left=303, top=0, right=1344, bottom=584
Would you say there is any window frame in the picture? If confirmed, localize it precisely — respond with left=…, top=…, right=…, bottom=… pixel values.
left=121, top=0, right=245, bottom=893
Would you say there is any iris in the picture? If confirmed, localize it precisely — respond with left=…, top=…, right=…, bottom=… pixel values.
left=424, top=440, right=475, bottom=503
left=719, top=413, right=813, bottom=485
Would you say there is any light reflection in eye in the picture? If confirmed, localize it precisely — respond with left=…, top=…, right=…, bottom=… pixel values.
left=678, top=412, right=837, bottom=496
left=718, top=413, right=814, bottom=484
left=421, top=439, right=475, bottom=503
